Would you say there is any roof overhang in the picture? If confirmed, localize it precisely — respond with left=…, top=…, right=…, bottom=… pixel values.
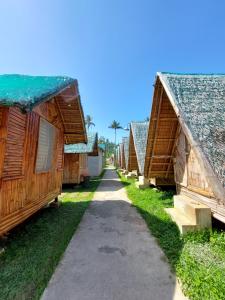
left=54, top=81, right=87, bottom=144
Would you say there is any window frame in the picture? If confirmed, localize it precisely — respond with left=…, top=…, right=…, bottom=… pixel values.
left=35, top=118, right=56, bottom=174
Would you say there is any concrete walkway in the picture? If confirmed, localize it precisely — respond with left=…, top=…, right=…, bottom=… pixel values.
left=42, top=168, right=187, bottom=300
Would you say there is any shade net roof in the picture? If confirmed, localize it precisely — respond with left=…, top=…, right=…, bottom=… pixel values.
left=160, top=72, right=225, bottom=188
left=64, top=132, right=97, bottom=154
left=0, top=74, right=75, bottom=110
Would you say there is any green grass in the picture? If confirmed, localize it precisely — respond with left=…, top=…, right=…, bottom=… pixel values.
left=118, top=172, right=225, bottom=300
left=0, top=173, right=103, bottom=300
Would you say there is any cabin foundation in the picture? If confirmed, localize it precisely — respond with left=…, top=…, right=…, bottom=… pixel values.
left=125, top=170, right=138, bottom=179
left=165, top=194, right=212, bottom=234
left=136, top=176, right=150, bottom=189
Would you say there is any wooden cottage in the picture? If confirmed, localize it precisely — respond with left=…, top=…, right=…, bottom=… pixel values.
left=63, top=132, right=98, bottom=184
left=144, top=72, right=225, bottom=231
left=123, top=136, right=129, bottom=171
left=0, top=74, right=86, bottom=235
left=119, top=142, right=126, bottom=169
left=128, top=121, right=149, bottom=175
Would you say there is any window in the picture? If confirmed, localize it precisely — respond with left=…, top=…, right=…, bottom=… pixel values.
left=36, top=118, right=55, bottom=173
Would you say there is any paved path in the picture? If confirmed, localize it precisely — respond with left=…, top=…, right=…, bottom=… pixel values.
left=42, top=168, right=186, bottom=300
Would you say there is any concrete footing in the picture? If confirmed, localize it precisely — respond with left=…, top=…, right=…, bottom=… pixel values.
left=135, top=176, right=150, bottom=189
left=125, top=170, right=138, bottom=179
left=165, top=194, right=212, bottom=234
left=121, top=170, right=128, bottom=176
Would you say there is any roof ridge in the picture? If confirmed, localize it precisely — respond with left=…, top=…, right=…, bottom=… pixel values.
left=159, top=72, right=225, bottom=76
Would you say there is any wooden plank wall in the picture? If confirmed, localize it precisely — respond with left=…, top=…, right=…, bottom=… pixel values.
left=63, top=154, right=80, bottom=184
left=128, top=131, right=139, bottom=172
left=0, top=100, right=64, bottom=234
left=174, top=129, right=214, bottom=198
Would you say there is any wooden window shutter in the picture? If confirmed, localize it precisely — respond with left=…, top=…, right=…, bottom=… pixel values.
left=3, top=107, right=27, bottom=178
left=56, top=130, right=64, bottom=170
left=36, top=118, right=55, bottom=173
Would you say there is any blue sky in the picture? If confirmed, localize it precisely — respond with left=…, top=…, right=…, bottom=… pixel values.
left=0, top=0, right=225, bottom=142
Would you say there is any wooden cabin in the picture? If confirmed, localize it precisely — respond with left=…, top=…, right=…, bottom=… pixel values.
left=144, top=72, right=225, bottom=230
left=118, top=143, right=125, bottom=169
left=0, top=74, right=86, bottom=235
left=63, top=132, right=98, bottom=184
left=128, top=121, right=149, bottom=175
left=122, top=137, right=129, bottom=170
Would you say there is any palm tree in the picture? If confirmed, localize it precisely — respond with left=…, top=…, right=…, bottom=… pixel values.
left=85, top=115, right=95, bottom=131
left=108, top=120, right=123, bottom=150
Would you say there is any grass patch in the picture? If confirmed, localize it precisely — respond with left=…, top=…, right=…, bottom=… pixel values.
left=118, top=172, right=225, bottom=300
left=0, top=173, right=104, bottom=300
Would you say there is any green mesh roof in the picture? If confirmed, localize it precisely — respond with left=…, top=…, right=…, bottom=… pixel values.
left=64, top=132, right=97, bottom=154
left=159, top=72, right=225, bottom=189
left=130, top=121, right=149, bottom=175
left=0, top=74, right=75, bottom=110
left=98, top=143, right=106, bottom=151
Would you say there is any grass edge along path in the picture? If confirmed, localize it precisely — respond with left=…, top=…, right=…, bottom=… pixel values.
left=118, top=171, right=225, bottom=300
left=0, top=171, right=104, bottom=300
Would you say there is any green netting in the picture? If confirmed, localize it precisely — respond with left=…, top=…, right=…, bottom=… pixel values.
left=0, top=74, right=75, bottom=110
left=64, top=132, right=97, bottom=154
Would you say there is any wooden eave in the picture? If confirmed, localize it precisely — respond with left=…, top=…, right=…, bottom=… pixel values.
left=144, top=77, right=179, bottom=181
left=54, top=82, right=87, bottom=144
left=128, top=125, right=139, bottom=172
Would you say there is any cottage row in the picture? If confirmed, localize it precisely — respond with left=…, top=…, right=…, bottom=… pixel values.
left=117, top=72, right=225, bottom=233
left=0, top=74, right=104, bottom=236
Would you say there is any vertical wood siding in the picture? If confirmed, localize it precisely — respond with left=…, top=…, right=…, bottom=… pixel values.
left=0, top=100, right=64, bottom=234
left=63, top=153, right=80, bottom=184
left=128, top=131, right=139, bottom=172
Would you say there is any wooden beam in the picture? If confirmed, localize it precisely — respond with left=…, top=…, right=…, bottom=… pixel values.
left=152, top=155, right=173, bottom=158
left=152, top=117, right=177, bottom=121
left=165, top=124, right=181, bottom=178
left=148, top=86, right=164, bottom=175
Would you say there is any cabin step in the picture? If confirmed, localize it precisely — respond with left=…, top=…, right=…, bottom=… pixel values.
left=165, top=208, right=198, bottom=234
left=174, top=195, right=212, bottom=228
left=125, top=172, right=137, bottom=179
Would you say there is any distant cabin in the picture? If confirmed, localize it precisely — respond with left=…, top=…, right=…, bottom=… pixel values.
left=128, top=121, right=148, bottom=175
left=0, top=74, right=86, bottom=235
left=122, top=137, right=129, bottom=170
left=63, top=132, right=104, bottom=184
left=64, top=132, right=98, bottom=184
left=119, top=142, right=126, bottom=169
left=144, top=72, right=225, bottom=224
